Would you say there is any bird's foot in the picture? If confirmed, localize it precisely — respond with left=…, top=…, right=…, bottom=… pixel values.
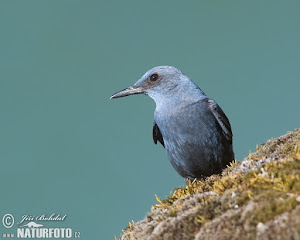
left=185, top=178, right=193, bottom=185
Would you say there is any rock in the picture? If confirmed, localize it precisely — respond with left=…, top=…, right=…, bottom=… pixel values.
left=117, top=129, right=300, bottom=240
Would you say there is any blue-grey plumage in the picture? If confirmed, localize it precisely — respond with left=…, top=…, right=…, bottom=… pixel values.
left=110, top=66, right=234, bottom=181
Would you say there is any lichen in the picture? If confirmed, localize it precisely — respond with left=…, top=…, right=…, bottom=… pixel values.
left=116, top=129, right=300, bottom=240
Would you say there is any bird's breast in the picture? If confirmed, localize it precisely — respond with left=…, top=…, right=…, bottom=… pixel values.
left=154, top=100, right=228, bottom=178
left=155, top=100, right=217, bottom=148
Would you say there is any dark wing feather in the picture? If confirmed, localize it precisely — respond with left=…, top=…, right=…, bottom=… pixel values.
left=153, top=122, right=165, bottom=147
left=208, top=99, right=233, bottom=143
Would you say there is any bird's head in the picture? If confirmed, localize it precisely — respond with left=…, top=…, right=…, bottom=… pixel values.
left=110, top=66, right=187, bottom=102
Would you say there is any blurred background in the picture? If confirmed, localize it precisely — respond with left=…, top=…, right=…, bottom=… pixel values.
left=0, top=1, right=299, bottom=239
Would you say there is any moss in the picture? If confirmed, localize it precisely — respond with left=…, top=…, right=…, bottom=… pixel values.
left=117, top=129, right=300, bottom=240
left=254, top=195, right=298, bottom=223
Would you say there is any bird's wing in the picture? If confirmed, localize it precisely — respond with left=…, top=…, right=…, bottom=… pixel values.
left=153, top=122, right=165, bottom=147
left=207, top=99, right=233, bottom=142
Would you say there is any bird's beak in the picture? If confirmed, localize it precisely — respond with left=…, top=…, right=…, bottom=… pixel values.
left=110, top=86, right=144, bottom=99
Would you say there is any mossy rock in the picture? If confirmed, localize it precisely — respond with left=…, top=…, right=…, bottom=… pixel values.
left=117, top=129, right=300, bottom=240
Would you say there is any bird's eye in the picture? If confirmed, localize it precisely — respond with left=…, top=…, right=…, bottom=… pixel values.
left=150, top=73, right=159, bottom=81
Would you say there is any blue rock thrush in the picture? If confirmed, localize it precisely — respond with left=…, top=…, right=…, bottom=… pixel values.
left=110, top=66, right=234, bottom=182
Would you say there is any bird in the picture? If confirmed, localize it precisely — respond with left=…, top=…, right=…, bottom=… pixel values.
left=110, top=66, right=234, bottom=182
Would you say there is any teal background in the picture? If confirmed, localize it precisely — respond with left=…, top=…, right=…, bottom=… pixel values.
left=0, top=1, right=299, bottom=239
